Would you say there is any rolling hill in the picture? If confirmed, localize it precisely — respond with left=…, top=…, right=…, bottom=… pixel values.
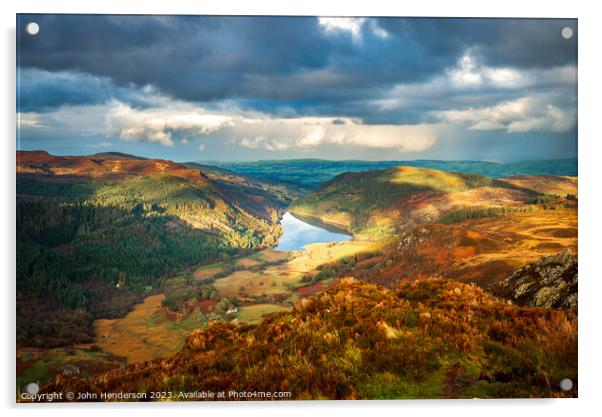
left=289, top=165, right=541, bottom=237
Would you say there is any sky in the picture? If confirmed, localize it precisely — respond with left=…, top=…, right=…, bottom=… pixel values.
left=17, top=15, right=577, bottom=162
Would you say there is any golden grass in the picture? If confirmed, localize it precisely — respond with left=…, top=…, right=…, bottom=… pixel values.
left=288, top=241, right=375, bottom=272
left=213, top=270, right=287, bottom=297
left=389, top=166, right=469, bottom=192
left=258, top=248, right=290, bottom=262
left=236, top=304, right=291, bottom=324
left=503, top=175, right=578, bottom=196
left=94, top=294, right=189, bottom=363
left=192, top=266, right=223, bottom=281
left=375, top=207, right=577, bottom=289
left=212, top=241, right=375, bottom=299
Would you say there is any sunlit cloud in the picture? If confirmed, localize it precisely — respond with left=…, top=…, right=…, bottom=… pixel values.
left=317, top=17, right=388, bottom=41
left=378, top=54, right=577, bottom=113
left=18, top=113, right=44, bottom=129
left=101, top=99, right=438, bottom=152
left=437, top=97, right=576, bottom=133
left=104, top=101, right=233, bottom=147
left=234, top=117, right=438, bottom=153
left=318, top=17, right=366, bottom=39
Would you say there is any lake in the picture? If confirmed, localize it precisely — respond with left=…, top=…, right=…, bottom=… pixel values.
left=275, top=212, right=352, bottom=251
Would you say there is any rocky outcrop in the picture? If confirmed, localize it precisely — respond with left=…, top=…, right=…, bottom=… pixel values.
left=494, top=252, right=577, bottom=308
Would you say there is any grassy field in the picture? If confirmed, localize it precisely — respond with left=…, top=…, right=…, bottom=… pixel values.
left=212, top=241, right=375, bottom=299
left=94, top=294, right=191, bottom=363
left=236, top=304, right=291, bottom=324
left=192, top=265, right=224, bottom=281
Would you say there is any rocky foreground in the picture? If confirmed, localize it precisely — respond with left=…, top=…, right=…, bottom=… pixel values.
left=494, top=252, right=577, bottom=309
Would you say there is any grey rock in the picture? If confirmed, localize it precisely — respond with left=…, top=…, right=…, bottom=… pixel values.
left=493, top=252, right=577, bottom=308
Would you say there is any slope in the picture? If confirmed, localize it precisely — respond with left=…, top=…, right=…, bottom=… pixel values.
left=290, top=165, right=537, bottom=237
left=42, top=278, right=577, bottom=400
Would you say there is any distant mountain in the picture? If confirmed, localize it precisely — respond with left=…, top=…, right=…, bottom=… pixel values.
left=211, top=158, right=577, bottom=189
left=87, top=151, right=148, bottom=160
left=43, top=278, right=577, bottom=399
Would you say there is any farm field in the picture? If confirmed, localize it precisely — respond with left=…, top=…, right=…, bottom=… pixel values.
left=93, top=294, right=190, bottom=363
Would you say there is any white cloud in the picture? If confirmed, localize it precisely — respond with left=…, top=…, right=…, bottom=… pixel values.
left=317, top=17, right=388, bottom=40
left=94, top=99, right=439, bottom=153
left=369, top=20, right=389, bottom=39
left=104, top=101, right=233, bottom=146
left=318, top=17, right=366, bottom=39
left=437, top=97, right=575, bottom=133
left=198, top=144, right=205, bottom=151
left=378, top=53, right=577, bottom=113
left=18, top=113, right=44, bottom=129
left=232, top=117, right=438, bottom=152
left=446, top=53, right=536, bottom=89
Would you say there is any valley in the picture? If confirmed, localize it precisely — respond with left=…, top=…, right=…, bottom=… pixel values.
left=16, top=151, right=578, bottom=399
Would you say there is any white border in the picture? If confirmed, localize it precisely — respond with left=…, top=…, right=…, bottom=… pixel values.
left=3, top=1, right=601, bottom=416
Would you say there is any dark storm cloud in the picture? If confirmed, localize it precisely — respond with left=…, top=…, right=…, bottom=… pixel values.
left=18, top=15, right=335, bottom=103
left=376, top=18, right=577, bottom=69
left=17, top=68, right=161, bottom=112
left=18, top=15, right=576, bottom=116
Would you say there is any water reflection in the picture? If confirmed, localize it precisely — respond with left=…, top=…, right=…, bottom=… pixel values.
left=275, top=212, right=351, bottom=251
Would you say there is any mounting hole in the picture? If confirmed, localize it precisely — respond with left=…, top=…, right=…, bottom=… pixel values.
left=25, top=382, right=39, bottom=395
left=561, top=26, right=573, bottom=40
left=26, top=22, right=39, bottom=36
left=560, top=378, right=573, bottom=391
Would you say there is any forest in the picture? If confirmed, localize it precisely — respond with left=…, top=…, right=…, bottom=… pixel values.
left=16, top=158, right=294, bottom=347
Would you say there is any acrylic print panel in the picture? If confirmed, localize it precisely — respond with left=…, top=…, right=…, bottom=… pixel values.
left=16, top=14, right=577, bottom=402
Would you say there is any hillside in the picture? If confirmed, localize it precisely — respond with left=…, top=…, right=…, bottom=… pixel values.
left=289, top=166, right=538, bottom=237
left=16, top=151, right=298, bottom=348
left=42, top=278, right=577, bottom=400
left=288, top=166, right=577, bottom=292
left=184, top=162, right=307, bottom=215
left=213, top=158, right=577, bottom=189
left=501, top=175, right=578, bottom=197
